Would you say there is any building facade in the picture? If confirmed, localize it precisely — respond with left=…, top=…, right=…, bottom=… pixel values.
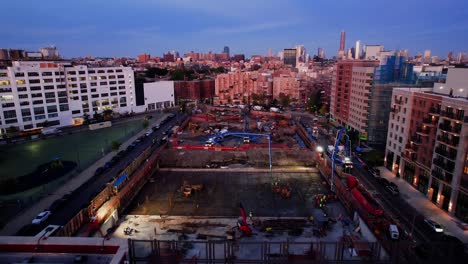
left=386, top=68, right=468, bottom=223
left=0, top=61, right=135, bottom=134
left=283, top=49, right=297, bottom=68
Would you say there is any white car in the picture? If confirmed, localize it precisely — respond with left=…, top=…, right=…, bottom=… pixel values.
left=424, top=219, right=444, bottom=233
left=32, top=211, right=51, bottom=225
left=145, top=130, right=153, bottom=136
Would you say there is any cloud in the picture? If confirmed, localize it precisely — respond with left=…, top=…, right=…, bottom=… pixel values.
left=201, top=20, right=303, bottom=35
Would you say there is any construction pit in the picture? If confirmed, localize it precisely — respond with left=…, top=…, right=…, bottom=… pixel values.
left=110, top=108, right=387, bottom=262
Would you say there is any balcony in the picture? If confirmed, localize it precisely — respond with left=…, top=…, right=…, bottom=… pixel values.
left=422, top=117, right=438, bottom=127
left=429, top=107, right=441, bottom=116
left=440, top=110, right=464, bottom=122
left=416, top=127, right=430, bottom=136
left=411, top=136, right=422, bottom=145
left=433, top=158, right=455, bottom=173
left=438, top=123, right=461, bottom=135
left=435, top=147, right=457, bottom=160
left=404, top=152, right=417, bottom=161
left=437, top=135, right=459, bottom=148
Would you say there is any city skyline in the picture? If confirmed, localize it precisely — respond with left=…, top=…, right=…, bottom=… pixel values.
left=3, top=0, right=468, bottom=58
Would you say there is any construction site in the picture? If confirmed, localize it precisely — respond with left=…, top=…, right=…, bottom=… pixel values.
left=100, top=105, right=394, bottom=263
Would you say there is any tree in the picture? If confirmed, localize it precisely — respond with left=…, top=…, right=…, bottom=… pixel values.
left=93, top=111, right=103, bottom=122
left=211, top=66, right=225, bottom=74
left=83, top=113, right=90, bottom=125
left=111, top=140, right=121, bottom=152
left=278, top=93, right=291, bottom=108
left=143, top=120, right=149, bottom=129
left=319, top=104, right=328, bottom=115
left=146, top=67, right=168, bottom=78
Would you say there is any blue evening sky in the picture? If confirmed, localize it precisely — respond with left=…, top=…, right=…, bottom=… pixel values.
left=3, top=0, right=467, bottom=58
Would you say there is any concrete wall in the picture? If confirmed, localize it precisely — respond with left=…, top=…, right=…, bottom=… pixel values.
left=143, top=81, right=175, bottom=111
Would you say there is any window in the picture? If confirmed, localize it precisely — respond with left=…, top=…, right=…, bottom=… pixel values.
left=45, top=92, right=55, bottom=99
left=57, top=84, right=66, bottom=89
left=58, top=98, right=68, bottom=103
left=23, top=117, right=32, bottom=122
left=100, top=81, right=107, bottom=85
left=91, top=94, right=99, bottom=98
left=81, top=95, right=88, bottom=100
left=2, top=102, right=15, bottom=108
left=15, top=72, right=25, bottom=77
left=78, top=71, right=85, bottom=75
left=44, top=85, right=54, bottom=90
left=21, top=108, right=31, bottom=116
left=101, top=93, right=108, bottom=97
left=67, top=71, right=76, bottom=75
left=80, top=83, right=87, bottom=88
left=20, top=101, right=29, bottom=106
left=72, top=110, right=81, bottom=114
left=109, top=81, right=116, bottom=85
left=43, top=79, right=53, bottom=83
left=18, top=94, right=28, bottom=99
left=110, top=87, right=117, bottom=90
left=67, top=77, right=77, bottom=82
left=119, top=91, right=126, bottom=95
left=47, top=105, right=57, bottom=113
left=88, top=70, right=95, bottom=74
left=35, top=115, right=46, bottom=120
left=33, top=100, right=44, bottom=105
left=31, top=93, right=42, bottom=98
left=3, top=110, right=17, bottom=119
left=90, top=82, right=97, bottom=86
left=117, top=75, right=124, bottom=78
left=46, top=99, right=56, bottom=104
left=118, top=80, right=125, bottom=84
left=119, top=86, right=126, bottom=90
left=98, top=70, right=105, bottom=73
left=57, top=91, right=67, bottom=97
left=33, top=107, right=45, bottom=115
left=27, top=72, right=39, bottom=77
left=59, top=104, right=69, bottom=111
left=42, top=72, right=53, bottom=76
left=30, top=86, right=41, bottom=91
left=17, top=87, right=27, bottom=92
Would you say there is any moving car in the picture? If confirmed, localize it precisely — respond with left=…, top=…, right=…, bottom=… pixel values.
left=424, top=219, right=444, bottom=233
left=145, top=129, right=153, bottom=137
left=32, top=210, right=51, bottom=225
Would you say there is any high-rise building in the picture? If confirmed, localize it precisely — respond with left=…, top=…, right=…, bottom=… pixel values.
left=338, top=31, right=346, bottom=57
left=283, top=48, right=297, bottom=67
left=317, top=48, right=325, bottom=59
left=364, top=45, right=384, bottom=60
left=295, top=45, right=306, bottom=65
left=355, top=40, right=362, bottom=60
left=0, top=61, right=136, bottom=134
left=223, top=46, right=230, bottom=57
left=163, top=52, right=175, bottom=62
left=169, top=50, right=179, bottom=59
left=386, top=68, right=468, bottom=222
left=347, top=48, right=353, bottom=59
left=424, top=49, right=431, bottom=58
left=267, top=48, right=273, bottom=57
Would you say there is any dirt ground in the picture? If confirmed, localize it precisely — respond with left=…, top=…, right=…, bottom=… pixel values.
left=126, top=171, right=330, bottom=217
left=158, top=148, right=316, bottom=168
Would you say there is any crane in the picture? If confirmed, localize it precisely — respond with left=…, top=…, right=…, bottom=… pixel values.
left=330, top=128, right=353, bottom=192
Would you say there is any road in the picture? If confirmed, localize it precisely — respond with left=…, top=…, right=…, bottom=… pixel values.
left=18, top=113, right=185, bottom=235
left=305, top=120, right=440, bottom=244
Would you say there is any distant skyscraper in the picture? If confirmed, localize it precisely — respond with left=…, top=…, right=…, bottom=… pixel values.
left=223, top=46, right=230, bottom=57
left=283, top=48, right=297, bottom=67
left=317, top=48, right=325, bottom=59
left=347, top=48, right=353, bottom=59
left=424, top=50, right=431, bottom=58
left=170, top=50, right=179, bottom=59
left=338, top=31, right=346, bottom=57
left=446, top=51, right=453, bottom=61
left=355, top=40, right=361, bottom=59
left=295, top=45, right=306, bottom=65
left=267, top=48, right=273, bottom=57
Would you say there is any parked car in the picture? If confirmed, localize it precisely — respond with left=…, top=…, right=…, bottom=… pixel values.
left=104, top=161, right=113, bottom=169
left=126, top=143, right=137, bottom=152
left=151, top=124, right=160, bottom=131
left=32, top=210, right=51, bottom=225
left=424, top=219, right=444, bottom=233
left=145, top=129, right=153, bottom=137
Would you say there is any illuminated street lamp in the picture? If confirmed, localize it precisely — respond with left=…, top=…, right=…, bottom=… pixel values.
left=316, top=146, right=324, bottom=158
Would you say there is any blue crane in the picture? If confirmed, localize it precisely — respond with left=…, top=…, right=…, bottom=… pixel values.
left=330, top=127, right=353, bottom=192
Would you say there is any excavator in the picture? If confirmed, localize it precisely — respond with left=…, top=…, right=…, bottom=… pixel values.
left=238, top=203, right=252, bottom=237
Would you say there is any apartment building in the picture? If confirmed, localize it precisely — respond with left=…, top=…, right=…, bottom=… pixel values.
left=386, top=68, right=468, bottom=222
left=330, top=60, right=379, bottom=137
left=0, top=61, right=135, bottom=135
left=214, top=71, right=273, bottom=105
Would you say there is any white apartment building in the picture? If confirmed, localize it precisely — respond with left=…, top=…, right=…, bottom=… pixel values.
left=0, top=61, right=135, bottom=135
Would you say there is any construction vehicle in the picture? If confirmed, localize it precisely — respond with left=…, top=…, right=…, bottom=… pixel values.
left=238, top=203, right=252, bottom=236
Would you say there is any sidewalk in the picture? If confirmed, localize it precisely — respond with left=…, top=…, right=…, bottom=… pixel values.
left=378, top=166, right=468, bottom=243
left=0, top=114, right=168, bottom=236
